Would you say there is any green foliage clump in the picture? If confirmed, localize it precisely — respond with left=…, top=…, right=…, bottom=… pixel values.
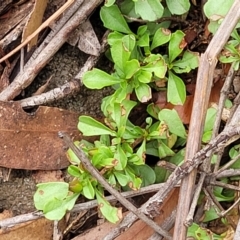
left=34, top=0, right=200, bottom=223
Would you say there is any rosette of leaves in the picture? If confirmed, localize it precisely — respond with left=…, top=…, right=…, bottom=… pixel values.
left=83, top=5, right=198, bottom=106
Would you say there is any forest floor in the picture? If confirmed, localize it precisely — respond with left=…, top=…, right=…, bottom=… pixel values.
left=0, top=0, right=240, bottom=240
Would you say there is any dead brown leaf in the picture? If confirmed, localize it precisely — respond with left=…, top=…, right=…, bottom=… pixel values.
left=0, top=102, right=80, bottom=170
left=22, top=0, right=48, bottom=51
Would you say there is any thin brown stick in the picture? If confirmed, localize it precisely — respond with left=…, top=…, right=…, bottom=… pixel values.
left=0, top=0, right=75, bottom=63
left=215, top=153, right=240, bottom=175
left=185, top=172, right=206, bottom=226
left=212, top=64, right=236, bottom=172
left=215, top=169, right=240, bottom=179
left=59, top=132, right=173, bottom=240
left=220, top=197, right=240, bottom=217
left=148, top=208, right=177, bottom=240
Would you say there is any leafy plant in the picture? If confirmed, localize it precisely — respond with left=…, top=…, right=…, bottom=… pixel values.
left=34, top=0, right=199, bottom=224
left=84, top=5, right=198, bottom=105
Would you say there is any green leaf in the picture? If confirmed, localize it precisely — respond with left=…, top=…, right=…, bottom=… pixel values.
left=34, top=182, right=69, bottom=210
left=69, top=178, right=83, bottom=193
left=78, top=116, right=116, bottom=136
left=147, top=103, right=161, bottom=119
left=135, top=82, right=152, bottom=103
left=213, top=181, right=235, bottom=202
left=169, top=148, right=185, bottom=165
left=167, top=134, right=177, bottom=148
left=66, top=142, right=81, bottom=165
left=228, top=145, right=240, bottom=169
left=83, top=68, right=122, bottom=89
left=96, top=190, right=121, bottom=223
left=146, top=140, right=159, bottom=157
left=135, top=165, right=156, bottom=187
left=128, top=154, right=144, bottom=165
left=169, top=30, right=186, bottom=63
left=68, top=165, right=82, bottom=177
left=110, top=35, right=136, bottom=71
left=142, top=54, right=167, bottom=78
left=108, top=31, right=125, bottom=45
left=91, top=146, right=115, bottom=168
left=203, top=207, right=220, bottom=222
left=187, top=223, right=223, bottom=240
left=172, top=50, right=199, bottom=73
left=202, top=131, right=212, bottom=143
left=138, top=34, right=150, bottom=47
left=100, top=5, right=132, bottom=33
left=158, top=109, right=186, bottom=138
left=134, top=0, right=164, bottom=21
left=120, top=0, right=139, bottom=19
left=204, top=107, right=217, bottom=132
left=158, top=140, right=175, bottom=158
left=166, top=0, right=190, bottom=15
left=111, top=100, right=137, bottom=132
left=167, top=71, right=186, bottom=105
left=151, top=28, right=171, bottom=50
left=120, top=99, right=137, bottom=126
left=135, top=0, right=164, bottom=21
left=136, top=70, right=152, bottom=83
left=124, top=59, right=140, bottom=79
left=114, top=144, right=128, bottom=170
left=137, top=25, right=148, bottom=36
left=114, top=171, right=129, bottom=186
left=137, top=26, right=150, bottom=47
left=125, top=167, right=142, bottom=190
left=229, top=144, right=240, bottom=159
left=100, top=135, right=111, bottom=146
left=83, top=179, right=95, bottom=199
left=154, top=165, right=167, bottom=183
left=108, top=173, right=117, bottom=186
left=136, top=139, right=146, bottom=161
left=204, top=0, right=234, bottom=21
left=44, top=193, right=79, bottom=220
left=122, top=34, right=136, bottom=52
